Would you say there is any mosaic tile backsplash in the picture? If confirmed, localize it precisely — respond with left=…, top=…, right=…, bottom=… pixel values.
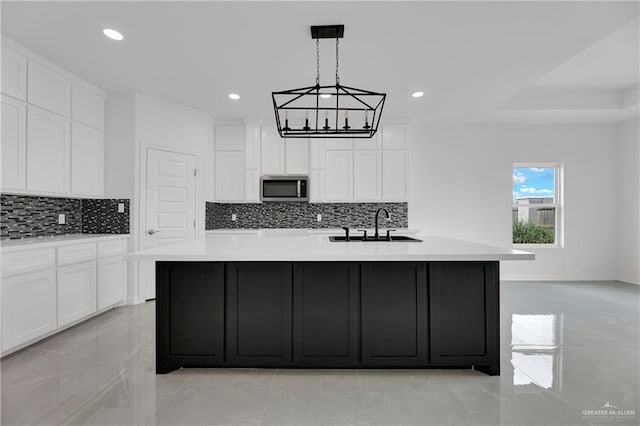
left=206, top=202, right=408, bottom=229
left=0, top=194, right=130, bottom=239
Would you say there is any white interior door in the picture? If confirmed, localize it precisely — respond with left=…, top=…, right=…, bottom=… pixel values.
left=143, top=148, right=196, bottom=300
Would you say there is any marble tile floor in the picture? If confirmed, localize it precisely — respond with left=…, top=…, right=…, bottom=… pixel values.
left=1, top=281, right=638, bottom=426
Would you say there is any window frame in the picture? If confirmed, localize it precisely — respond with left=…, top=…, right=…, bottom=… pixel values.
left=512, top=162, right=564, bottom=248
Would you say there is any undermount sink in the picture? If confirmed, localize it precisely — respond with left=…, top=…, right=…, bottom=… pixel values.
left=329, top=235, right=422, bottom=242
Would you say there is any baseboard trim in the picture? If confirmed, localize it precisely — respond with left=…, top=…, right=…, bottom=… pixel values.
left=501, top=274, right=616, bottom=281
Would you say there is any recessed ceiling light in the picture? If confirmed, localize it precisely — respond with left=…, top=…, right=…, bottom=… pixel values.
left=228, top=93, right=240, bottom=100
left=103, top=28, right=124, bottom=41
left=411, top=91, right=424, bottom=98
left=320, top=94, right=332, bottom=99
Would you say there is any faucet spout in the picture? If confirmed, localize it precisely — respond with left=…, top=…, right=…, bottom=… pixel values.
left=374, top=208, right=390, bottom=240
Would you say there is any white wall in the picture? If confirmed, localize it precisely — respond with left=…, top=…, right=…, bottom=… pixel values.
left=104, top=93, right=214, bottom=303
left=409, top=124, right=618, bottom=281
left=615, top=118, right=640, bottom=284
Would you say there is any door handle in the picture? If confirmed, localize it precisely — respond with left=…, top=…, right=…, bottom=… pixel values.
left=148, top=229, right=157, bottom=235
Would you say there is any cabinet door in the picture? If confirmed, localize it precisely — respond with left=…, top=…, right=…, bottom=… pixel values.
left=382, top=124, right=409, bottom=149
left=71, top=122, right=104, bottom=196
left=261, top=126, right=285, bottom=174
left=382, top=150, right=409, bottom=201
left=361, top=262, right=428, bottom=366
left=28, top=61, right=71, bottom=116
left=27, top=106, right=71, bottom=194
left=156, top=262, right=225, bottom=372
left=354, top=132, right=381, bottom=150
left=71, top=83, right=104, bottom=130
left=324, top=138, right=353, bottom=150
left=293, top=263, right=359, bottom=366
left=429, top=262, right=499, bottom=372
left=1, top=95, right=26, bottom=191
left=57, top=261, right=97, bottom=327
left=309, top=169, right=324, bottom=202
left=226, top=262, right=292, bottom=366
left=309, top=138, right=325, bottom=169
left=215, top=151, right=245, bottom=201
left=98, top=256, right=125, bottom=310
left=215, top=124, right=245, bottom=151
left=285, top=138, right=309, bottom=175
left=354, top=150, right=382, bottom=201
left=2, top=269, right=56, bottom=352
left=1, top=46, right=27, bottom=100
left=324, top=150, right=353, bottom=201
left=245, top=169, right=260, bottom=202
left=245, top=122, right=261, bottom=169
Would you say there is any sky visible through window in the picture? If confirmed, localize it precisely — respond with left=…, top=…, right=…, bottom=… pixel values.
left=512, top=167, right=555, bottom=203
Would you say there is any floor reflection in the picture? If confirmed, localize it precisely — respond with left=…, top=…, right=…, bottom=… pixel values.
left=511, top=313, right=564, bottom=392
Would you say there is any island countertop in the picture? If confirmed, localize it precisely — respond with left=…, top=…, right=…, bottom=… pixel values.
left=126, top=234, right=534, bottom=262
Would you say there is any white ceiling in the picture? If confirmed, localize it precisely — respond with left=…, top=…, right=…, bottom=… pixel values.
left=536, top=17, right=639, bottom=89
left=2, top=1, right=638, bottom=124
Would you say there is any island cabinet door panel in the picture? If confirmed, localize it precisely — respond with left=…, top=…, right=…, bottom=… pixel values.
left=429, top=262, right=499, bottom=370
left=156, top=262, right=224, bottom=372
left=225, top=262, right=293, bottom=366
left=361, top=262, right=428, bottom=366
left=292, top=262, right=359, bottom=366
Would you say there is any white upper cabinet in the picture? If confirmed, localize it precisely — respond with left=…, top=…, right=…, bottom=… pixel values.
left=382, top=150, right=410, bottom=201
left=215, top=151, right=245, bottom=201
left=354, top=133, right=382, bottom=150
left=245, top=122, right=261, bottom=169
left=1, top=95, right=27, bottom=191
left=324, top=138, right=353, bottom=150
left=27, top=106, right=71, bottom=194
left=72, top=83, right=104, bottom=129
left=382, top=124, right=409, bottom=149
left=261, top=126, right=286, bottom=175
left=215, top=124, right=245, bottom=151
left=285, top=139, right=309, bottom=175
left=310, top=139, right=325, bottom=169
left=354, top=150, right=382, bottom=201
left=1, top=46, right=27, bottom=101
left=28, top=61, right=71, bottom=117
left=324, top=150, right=353, bottom=201
left=71, top=122, right=104, bottom=196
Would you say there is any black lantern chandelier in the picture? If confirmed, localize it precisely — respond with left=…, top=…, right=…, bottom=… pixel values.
left=272, top=25, right=386, bottom=139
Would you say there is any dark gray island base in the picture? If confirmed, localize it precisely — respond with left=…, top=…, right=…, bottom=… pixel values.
left=156, top=261, right=500, bottom=376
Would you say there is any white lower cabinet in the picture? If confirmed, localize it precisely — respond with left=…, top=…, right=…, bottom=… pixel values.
left=1, top=269, right=57, bottom=351
left=98, top=256, right=126, bottom=310
left=57, top=261, right=97, bottom=327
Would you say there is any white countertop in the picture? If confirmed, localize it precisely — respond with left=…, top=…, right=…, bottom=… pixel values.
left=127, top=234, right=534, bottom=262
left=205, top=228, right=421, bottom=236
left=1, top=234, right=130, bottom=252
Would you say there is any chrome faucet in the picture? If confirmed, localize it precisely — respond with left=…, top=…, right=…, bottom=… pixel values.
left=374, top=208, right=390, bottom=240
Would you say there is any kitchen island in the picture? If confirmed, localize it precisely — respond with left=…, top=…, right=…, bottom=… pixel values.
left=127, top=234, right=533, bottom=376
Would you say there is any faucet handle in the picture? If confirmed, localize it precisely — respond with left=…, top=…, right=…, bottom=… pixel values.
left=385, top=229, right=397, bottom=241
left=357, top=229, right=368, bottom=240
left=342, top=226, right=350, bottom=241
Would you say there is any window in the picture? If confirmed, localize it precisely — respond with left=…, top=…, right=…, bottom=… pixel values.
left=512, top=164, right=562, bottom=246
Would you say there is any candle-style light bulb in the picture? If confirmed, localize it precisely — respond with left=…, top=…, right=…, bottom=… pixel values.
left=342, top=110, right=350, bottom=130
left=363, top=109, right=371, bottom=130
left=303, top=110, right=311, bottom=131
left=283, top=110, right=291, bottom=131
left=323, top=110, right=330, bottom=131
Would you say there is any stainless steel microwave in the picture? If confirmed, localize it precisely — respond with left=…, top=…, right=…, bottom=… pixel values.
left=261, top=175, right=309, bottom=202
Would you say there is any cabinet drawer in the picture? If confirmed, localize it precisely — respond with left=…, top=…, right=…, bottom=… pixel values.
left=98, top=239, right=127, bottom=258
left=57, top=243, right=97, bottom=266
left=1, top=248, right=55, bottom=277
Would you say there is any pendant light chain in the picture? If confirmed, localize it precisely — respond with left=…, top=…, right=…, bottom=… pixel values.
left=316, top=38, right=320, bottom=86
left=335, top=37, right=340, bottom=85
